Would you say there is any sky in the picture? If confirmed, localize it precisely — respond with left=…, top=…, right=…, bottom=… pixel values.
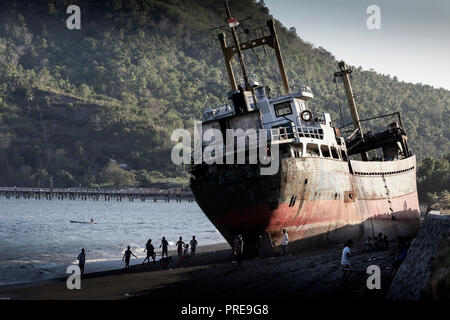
left=264, top=0, right=450, bottom=90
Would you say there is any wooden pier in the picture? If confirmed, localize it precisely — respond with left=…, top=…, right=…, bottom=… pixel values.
left=0, top=187, right=195, bottom=202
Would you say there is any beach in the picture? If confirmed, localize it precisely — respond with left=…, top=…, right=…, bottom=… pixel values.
left=0, top=199, right=225, bottom=286
left=0, top=241, right=399, bottom=300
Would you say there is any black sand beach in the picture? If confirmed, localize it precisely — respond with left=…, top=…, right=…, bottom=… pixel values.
left=0, top=241, right=400, bottom=300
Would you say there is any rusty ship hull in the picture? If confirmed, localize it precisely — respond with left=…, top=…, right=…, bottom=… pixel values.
left=190, top=155, right=420, bottom=253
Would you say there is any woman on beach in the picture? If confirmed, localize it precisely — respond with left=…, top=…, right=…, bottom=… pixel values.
left=160, top=237, right=169, bottom=258
left=122, top=246, right=137, bottom=269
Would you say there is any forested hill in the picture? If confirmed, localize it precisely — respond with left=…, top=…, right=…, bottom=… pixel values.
left=0, top=0, right=448, bottom=188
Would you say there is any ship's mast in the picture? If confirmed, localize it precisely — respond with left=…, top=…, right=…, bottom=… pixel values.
left=334, top=62, right=363, bottom=137
left=224, top=1, right=251, bottom=91
left=334, top=61, right=368, bottom=160
left=218, top=1, right=290, bottom=95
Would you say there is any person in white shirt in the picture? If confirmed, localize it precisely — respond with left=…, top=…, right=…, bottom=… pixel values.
left=281, top=229, right=289, bottom=255
left=340, top=239, right=354, bottom=287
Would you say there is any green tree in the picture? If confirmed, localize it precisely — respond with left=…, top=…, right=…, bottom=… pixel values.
left=99, top=162, right=137, bottom=188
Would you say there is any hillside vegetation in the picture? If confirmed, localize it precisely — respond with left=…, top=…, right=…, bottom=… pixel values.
left=0, top=0, right=448, bottom=190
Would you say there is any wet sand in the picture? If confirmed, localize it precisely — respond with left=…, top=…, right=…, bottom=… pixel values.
left=0, top=242, right=399, bottom=300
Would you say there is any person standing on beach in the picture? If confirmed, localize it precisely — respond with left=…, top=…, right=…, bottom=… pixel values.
left=176, top=237, right=185, bottom=258
left=340, top=239, right=353, bottom=287
left=122, top=245, right=137, bottom=269
left=143, top=239, right=156, bottom=264
left=190, top=236, right=198, bottom=257
left=77, top=248, right=86, bottom=275
left=234, top=235, right=244, bottom=267
left=282, top=229, right=289, bottom=255
left=160, top=237, right=169, bottom=258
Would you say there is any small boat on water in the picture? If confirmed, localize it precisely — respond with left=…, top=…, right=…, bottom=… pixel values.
left=70, top=220, right=97, bottom=224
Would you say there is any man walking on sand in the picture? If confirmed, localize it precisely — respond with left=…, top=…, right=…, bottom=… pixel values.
left=77, top=248, right=86, bottom=275
left=340, top=239, right=354, bottom=287
left=190, top=236, right=198, bottom=257
left=282, top=229, right=289, bottom=255
left=160, top=236, right=169, bottom=258
left=122, top=245, right=137, bottom=269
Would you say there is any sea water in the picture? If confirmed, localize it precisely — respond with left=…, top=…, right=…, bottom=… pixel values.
left=0, top=198, right=225, bottom=286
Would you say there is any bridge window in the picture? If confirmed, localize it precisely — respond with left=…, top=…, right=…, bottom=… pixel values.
left=320, top=145, right=331, bottom=158
left=274, top=101, right=292, bottom=117
left=306, top=143, right=320, bottom=157
left=330, top=147, right=340, bottom=159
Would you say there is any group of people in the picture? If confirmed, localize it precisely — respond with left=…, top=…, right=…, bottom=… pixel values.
left=139, top=235, right=199, bottom=267
left=174, top=236, right=198, bottom=262
left=233, top=229, right=290, bottom=266
left=340, top=234, right=411, bottom=287
left=75, top=235, right=199, bottom=273
left=360, top=232, right=389, bottom=253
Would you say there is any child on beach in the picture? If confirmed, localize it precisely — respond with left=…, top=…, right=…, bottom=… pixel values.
left=77, top=248, right=86, bottom=275
left=181, top=244, right=190, bottom=263
left=160, top=237, right=169, bottom=258
left=190, top=236, right=198, bottom=257
left=122, top=246, right=137, bottom=269
left=340, top=239, right=353, bottom=287
left=176, top=237, right=185, bottom=258
left=143, top=239, right=156, bottom=264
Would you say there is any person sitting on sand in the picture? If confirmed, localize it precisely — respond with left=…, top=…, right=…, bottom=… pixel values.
left=190, top=236, right=198, bottom=257
left=361, top=237, right=374, bottom=253
left=122, top=245, right=137, bottom=269
left=143, top=239, right=156, bottom=264
left=160, top=237, right=169, bottom=258
left=374, top=232, right=384, bottom=251
left=77, top=248, right=86, bottom=275
left=340, top=239, right=354, bottom=287
left=176, top=237, right=185, bottom=258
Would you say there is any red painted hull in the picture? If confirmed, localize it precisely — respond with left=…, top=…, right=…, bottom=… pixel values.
left=190, top=155, right=420, bottom=252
